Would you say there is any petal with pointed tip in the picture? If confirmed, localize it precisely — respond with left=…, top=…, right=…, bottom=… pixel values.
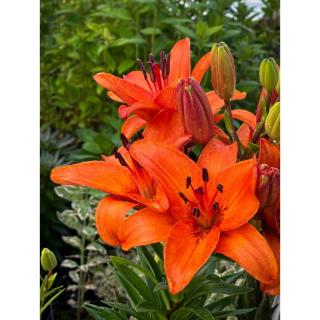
left=165, top=220, right=220, bottom=294
left=231, top=109, right=256, bottom=129
left=121, top=208, right=176, bottom=251
left=121, top=116, right=147, bottom=140
left=123, top=70, right=152, bottom=92
left=191, top=51, right=211, bottom=82
left=168, top=38, right=191, bottom=85
left=94, top=72, right=152, bottom=105
left=216, top=224, right=278, bottom=284
left=96, top=197, right=137, bottom=247
left=212, top=125, right=230, bottom=144
left=258, top=138, right=280, bottom=169
left=50, top=158, right=138, bottom=197
left=238, top=123, right=253, bottom=148
left=143, top=109, right=191, bottom=149
left=154, top=86, right=177, bottom=109
left=216, top=160, right=259, bottom=231
left=107, top=91, right=124, bottom=103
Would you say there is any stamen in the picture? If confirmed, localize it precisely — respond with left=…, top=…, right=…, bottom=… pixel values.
left=114, top=151, right=127, bottom=167
left=120, top=133, right=130, bottom=150
left=148, top=53, right=155, bottom=64
left=192, top=207, right=200, bottom=218
left=217, top=183, right=224, bottom=193
left=213, top=202, right=219, bottom=211
left=178, top=192, right=189, bottom=203
left=147, top=61, right=156, bottom=82
left=202, top=168, right=209, bottom=182
left=195, top=186, right=204, bottom=196
left=186, top=176, right=192, bottom=188
left=136, top=59, right=148, bottom=80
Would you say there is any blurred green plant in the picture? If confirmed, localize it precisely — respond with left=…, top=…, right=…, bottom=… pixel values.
left=41, top=0, right=279, bottom=132
left=54, top=185, right=126, bottom=320
left=40, top=248, right=65, bottom=318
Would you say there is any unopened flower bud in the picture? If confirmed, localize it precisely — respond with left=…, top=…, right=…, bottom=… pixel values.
left=41, top=248, right=57, bottom=272
left=276, top=70, right=280, bottom=95
left=259, top=58, right=278, bottom=94
left=265, top=102, right=280, bottom=142
left=210, top=42, right=236, bottom=101
left=177, top=78, right=214, bottom=144
left=256, top=164, right=280, bottom=210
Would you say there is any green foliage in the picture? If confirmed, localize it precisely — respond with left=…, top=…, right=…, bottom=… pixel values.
left=84, top=246, right=256, bottom=319
left=41, top=0, right=280, bottom=132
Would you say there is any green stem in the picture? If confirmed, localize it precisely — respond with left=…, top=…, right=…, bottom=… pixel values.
left=76, top=230, right=86, bottom=320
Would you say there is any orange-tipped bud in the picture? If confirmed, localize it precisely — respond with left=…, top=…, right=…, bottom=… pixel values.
left=177, top=78, right=214, bottom=144
left=256, top=164, right=280, bottom=210
left=210, top=42, right=236, bottom=101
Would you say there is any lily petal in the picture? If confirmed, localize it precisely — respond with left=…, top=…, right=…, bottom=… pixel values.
left=212, top=125, right=230, bottom=144
left=121, top=208, right=176, bottom=251
left=121, top=116, right=147, bottom=140
left=231, top=109, right=256, bottom=129
left=50, top=158, right=138, bottom=197
left=216, top=160, right=259, bottom=231
left=154, top=86, right=177, bottom=109
left=260, top=233, right=280, bottom=295
left=143, top=109, right=192, bottom=149
left=216, top=224, right=278, bottom=284
left=123, top=70, right=152, bottom=92
left=238, top=123, right=253, bottom=148
left=94, top=72, right=152, bottom=105
left=258, top=138, right=280, bottom=169
left=165, top=220, right=220, bottom=294
left=96, top=197, right=137, bottom=247
left=168, top=38, right=191, bottom=85
left=198, top=139, right=237, bottom=178
left=191, top=51, right=211, bottom=82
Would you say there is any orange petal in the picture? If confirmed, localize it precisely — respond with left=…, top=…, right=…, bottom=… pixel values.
left=123, top=70, right=151, bottom=92
left=216, top=224, right=278, bottom=284
left=96, top=197, right=137, bottom=247
left=153, top=86, right=177, bottom=110
left=119, top=101, right=160, bottom=121
left=238, top=123, right=253, bottom=148
left=231, top=109, right=256, bottom=129
left=107, top=91, right=124, bottom=103
left=212, top=125, right=230, bottom=144
left=168, top=38, right=191, bottom=85
left=232, top=90, right=247, bottom=101
left=121, top=116, right=147, bottom=140
left=143, top=109, right=192, bottom=149
left=129, top=140, right=202, bottom=219
left=216, top=160, right=259, bottom=231
left=94, top=72, right=152, bottom=105
left=258, top=138, right=280, bottom=169
left=121, top=208, right=176, bottom=251
left=260, top=233, right=280, bottom=295
left=198, top=138, right=237, bottom=178
left=191, top=51, right=211, bottom=83
left=165, top=220, right=220, bottom=294
left=50, top=158, right=138, bottom=197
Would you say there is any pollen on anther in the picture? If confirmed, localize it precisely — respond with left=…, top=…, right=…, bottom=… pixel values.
left=186, top=176, right=192, bottom=188
left=202, top=168, right=209, bottom=182
left=178, top=192, right=188, bottom=203
left=217, top=183, right=224, bottom=193
left=213, top=202, right=219, bottom=211
left=114, top=151, right=127, bottom=167
left=192, top=208, right=200, bottom=218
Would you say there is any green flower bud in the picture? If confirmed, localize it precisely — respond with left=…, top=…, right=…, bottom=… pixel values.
left=276, top=70, right=280, bottom=95
left=210, top=42, right=236, bottom=101
left=259, top=58, right=278, bottom=94
left=265, top=102, right=280, bottom=142
left=41, top=248, right=57, bottom=272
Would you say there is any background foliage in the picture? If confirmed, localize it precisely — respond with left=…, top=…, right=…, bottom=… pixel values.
left=40, top=0, right=279, bottom=318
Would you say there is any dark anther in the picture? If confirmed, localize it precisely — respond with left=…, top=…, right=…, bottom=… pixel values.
left=217, top=183, right=224, bottom=193
left=202, top=168, right=209, bottom=182
left=148, top=53, right=155, bottom=64
left=178, top=192, right=188, bottom=203
left=147, top=61, right=156, bottom=82
left=213, top=202, right=219, bottom=211
left=192, top=207, right=200, bottom=218
left=136, top=59, right=148, bottom=80
left=186, top=176, right=192, bottom=188
left=114, top=151, right=127, bottom=167
left=195, top=186, right=204, bottom=196
left=120, top=133, right=130, bottom=150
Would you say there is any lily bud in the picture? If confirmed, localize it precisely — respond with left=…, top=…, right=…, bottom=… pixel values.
left=177, top=78, right=214, bottom=145
left=41, top=248, right=57, bottom=272
left=276, top=70, right=280, bottom=95
left=259, top=58, right=278, bottom=94
left=265, top=102, right=280, bottom=142
left=256, top=164, right=280, bottom=210
left=210, top=42, right=236, bottom=101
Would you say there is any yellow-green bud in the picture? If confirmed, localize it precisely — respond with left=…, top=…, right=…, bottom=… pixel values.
left=276, top=70, right=280, bottom=95
left=41, top=248, right=57, bottom=272
left=259, top=58, right=278, bottom=94
left=265, top=102, right=280, bottom=141
left=210, top=42, right=236, bottom=101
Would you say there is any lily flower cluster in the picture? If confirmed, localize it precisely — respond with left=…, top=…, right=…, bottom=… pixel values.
left=51, top=38, right=280, bottom=296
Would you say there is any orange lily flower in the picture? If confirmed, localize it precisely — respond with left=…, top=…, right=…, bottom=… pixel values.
left=50, top=145, right=175, bottom=251
left=130, top=139, right=278, bottom=294
left=257, top=138, right=280, bottom=295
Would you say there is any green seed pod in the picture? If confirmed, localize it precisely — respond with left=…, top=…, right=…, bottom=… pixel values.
left=210, top=42, right=236, bottom=101
left=259, top=58, right=278, bottom=94
left=41, top=248, right=57, bottom=272
left=265, top=102, right=280, bottom=142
